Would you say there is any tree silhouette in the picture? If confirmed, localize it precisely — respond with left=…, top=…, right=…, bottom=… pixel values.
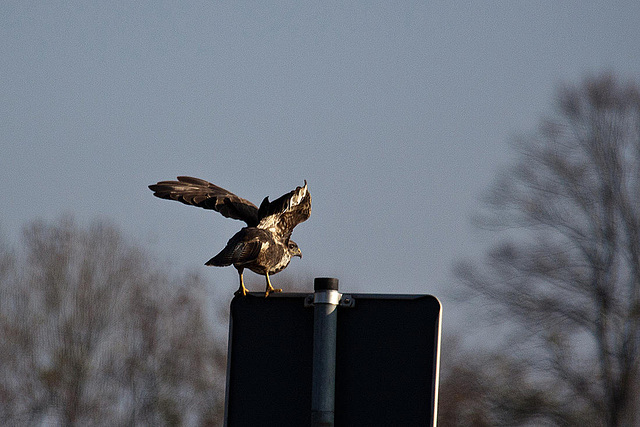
left=455, top=73, right=640, bottom=426
left=0, top=217, right=226, bottom=426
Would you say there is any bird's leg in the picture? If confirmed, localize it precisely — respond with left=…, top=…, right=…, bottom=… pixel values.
left=234, top=268, right=249, bottom=296
left=264, top=272, right=282, bottom=298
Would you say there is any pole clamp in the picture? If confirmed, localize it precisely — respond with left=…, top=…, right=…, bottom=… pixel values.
left=305, top=292, right=355, bottom=308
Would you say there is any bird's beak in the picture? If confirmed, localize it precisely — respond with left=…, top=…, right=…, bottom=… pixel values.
left=296, top=249, right=302, bottom=259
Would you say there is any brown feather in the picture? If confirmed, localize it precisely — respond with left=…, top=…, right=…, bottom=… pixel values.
left=148, top=176, right=259, bottom=226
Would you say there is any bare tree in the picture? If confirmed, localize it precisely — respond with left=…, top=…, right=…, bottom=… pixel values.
left=437, top=336, right=493, bottom=427
left=0, top=217, right=226, bottom=426
left=455, top=73, right=640, bottom=426
left=437, top=335, right=596, bottom=426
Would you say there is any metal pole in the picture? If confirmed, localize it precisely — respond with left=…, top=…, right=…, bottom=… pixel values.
left=311, top=277, right=340, bottom=427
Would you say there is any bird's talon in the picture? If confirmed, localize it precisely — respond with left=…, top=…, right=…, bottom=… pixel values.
left=234, top=283, right=249, bottom=296
left=265, top=288, right=282, bottom=298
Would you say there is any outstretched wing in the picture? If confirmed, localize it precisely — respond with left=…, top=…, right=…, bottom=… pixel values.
left=148, top=176, right=259, bottom=226
left=257, top=181, right=311, bottom=240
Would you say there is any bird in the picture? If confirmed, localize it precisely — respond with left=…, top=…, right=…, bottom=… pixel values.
left=148, top=176, right=311, bottom=297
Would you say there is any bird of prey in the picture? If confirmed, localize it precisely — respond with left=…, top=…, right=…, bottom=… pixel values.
left=148, top=177, right=311, bottom=297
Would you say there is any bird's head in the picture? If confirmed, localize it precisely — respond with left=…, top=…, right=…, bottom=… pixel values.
left=287, top=240, right=302, bottom=258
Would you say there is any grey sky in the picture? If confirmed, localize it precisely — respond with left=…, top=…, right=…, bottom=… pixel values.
left=2, top=1, right=639, bottom=329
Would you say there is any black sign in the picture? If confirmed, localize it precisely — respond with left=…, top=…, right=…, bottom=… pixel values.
left=225, top=293, right=441, bottom=426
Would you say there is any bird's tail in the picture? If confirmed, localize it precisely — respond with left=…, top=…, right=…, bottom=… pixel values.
left=205, top=249, right=233, bottom=267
